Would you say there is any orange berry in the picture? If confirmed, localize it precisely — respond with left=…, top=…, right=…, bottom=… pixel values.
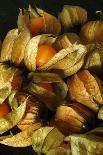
left=38, top=83, right=53, bottom=92
left=36, top=44, right=56, bottom=67
left=0, top=101, right=11, bottom=118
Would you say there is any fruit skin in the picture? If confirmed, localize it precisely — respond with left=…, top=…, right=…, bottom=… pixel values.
left=0, top=101, right=11, bottom=118
left=80, top=21, right=103, bottom=44
left=37, top=83, right=54, bottom=92
left=30, top=17, right=44, bottom=36
left=36, top=45, right=56, bottom=67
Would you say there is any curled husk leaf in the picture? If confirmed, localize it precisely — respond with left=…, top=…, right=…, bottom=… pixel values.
left=29, top=6, right=61, bottom=35
left=0, top=101, right=26, bottom=135
left=54, top=102, right=95, bottom=135
left=0, top=65, right=22, bottom=103
left=58, top=5, right=87, bottom=31
left=80, top=21, right=103, bottom=44
left=84, top=43, right=103, bottom=76
left=16, top=92, right=45, bottom=131
left=53, top=33, right=81, bottom=51
left=10, top=9, right=31, bottom=65
left=65, top=127, right=103, bottom=155
left=32, top=127, right=64, bottom=154
left=24, top=34, right=57, bottom=71
left=0, top=122, right=42, bottom=147
left=0, top=29, right=18, bottom=62
left=67, top=70, right=103, bottom=112
left=38, top=44, right=87, bottom=78
left=27, top=72, right=68, bottom=111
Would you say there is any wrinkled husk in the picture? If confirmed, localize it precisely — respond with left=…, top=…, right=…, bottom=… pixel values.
left=27, top=72, right=68, bottom=111
left=16, top=92, right=45, bottom=130
left=10, top=9, right=31, bottom=66
left=32, top=127, right=64, bottom=154
left=29, top=6, right=61, bottom=35
left=53, top=33, right=81, bottom=51
left=0, top=122, right=42, bottom=147
left=58, top=5, right=87, bottom=31
left=84, top=43, right=103, bottom=76
left=24, top=34, right=57, bottom=71
left=65, top=127, right=103, bottom=155
left=0, top=102, right=26, bottom=135
left=0, top=29, right=18, bottom=62
left=54, top=103, right=95, bottom=135
left=67, top=70, right=103, bottom=112
left=46, top=147, right=71, bottom=155
left=38, top=44, right=87, bottom=78
left=0, top=66, right=22, bottom=104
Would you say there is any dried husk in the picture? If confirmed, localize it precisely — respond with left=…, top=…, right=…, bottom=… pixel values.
left=58, top=5, right=87, bottom=31
left=16, top=92, right=44, bottom=131
left=0, top=66, right=22, bottom=103
left=67, top=70, right=103, bottom=112
left=84, top=43, right=103, bottom=76
left=0, top=122, right=42, bottom=147
left=32, top=127, right=64, bottom=154
left=65, top=127, right=103, bottom=155
left=27, top=72, right=68, bottom=111
left=11, top=9, right=31, bottom=65
left=24, top=34, right=57, bottom=71
left=38, top=44, right=87, bottom=78
left=53, top=33, right=81, bottom=51
left=0, top=29, right=18, bottom=62
left=29, top=6, right=61, bottom=35
left=98, top=106, right=103, bottom=120
left=54, top=102, right=95, bottom=135
left=0, top=102, right=26, bottom=135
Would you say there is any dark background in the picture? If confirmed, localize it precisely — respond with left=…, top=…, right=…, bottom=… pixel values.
left=0, top=0, right=103, bottom=154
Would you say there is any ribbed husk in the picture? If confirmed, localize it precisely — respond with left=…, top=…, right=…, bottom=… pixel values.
left=84, top=43, right=103, bottom=76
left=67, top=70, right=103, bottom=112
left=27, top=72, right=68, bottom=111
left=11, top=9, right=31, bottom=65
left=0, top=29, right=18, bottom=62
left=80, top=21, right=103, bottom=44
left=24, top=34, right=57, bottom=71
left=58, top=5, right=87, bottom=31
left=38, top=44, right=87, bottom=78
left=54, top=102, right=95, bottom=135
left=16, top=92, right=45, bottom=131
left=53, top=33, right=81, bottom=51
left=29, top=6, right=61, bottom=35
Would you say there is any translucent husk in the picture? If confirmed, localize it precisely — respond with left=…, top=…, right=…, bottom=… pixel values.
left=58, top=5, right=87, bottom=31
left=29, top=5, right=61, bottom=35
left=27, top=72, right=68, bottom=111
left=67, top=70, right=103, bottom=112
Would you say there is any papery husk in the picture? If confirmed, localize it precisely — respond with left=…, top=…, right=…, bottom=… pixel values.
left=65, top=127, right=103, bottom=155
left=58, top=5, right=87, bottom=31
left=38, top=44, right=87, bottom=78
left=27, top=72, right=68, bottom=111
left=32, top=127, right=64, bottom=154
left=0, top=66, right=22, bottom=103
left=11, top=9, right=31, bottom=66
left=29, top=6, right=61, bottom=35
left=0, top=102, right=26, bottom=135
left=46, top=147, right=71, bottom=155
left=16, top=92, right=44, bottom=131
left=0, top=29, right=18, bottom=62
left=0, top=122, right=42, bottom=147
left=53, top=33, right=81, bottom=51
left=67, top=70, right=103, bottom=112
left=24, top=34, right=57, bottom=71
left=54, top=103, right=95, bottom=135
left=98, top=106, right=103, bottom=120
left=84, top=43, right=103, bottom=76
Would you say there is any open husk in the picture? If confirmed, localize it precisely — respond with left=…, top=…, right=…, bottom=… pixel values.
left=58, top=5, right=87, bottom=32
left=67, top=70, right=103, bottom=112
left=29, top=5, right=61, bottom=35
left=26, top=72, right=68, bottom=111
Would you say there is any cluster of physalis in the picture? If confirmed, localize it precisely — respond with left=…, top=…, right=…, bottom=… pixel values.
left=0, top=4, right=103, bottom=155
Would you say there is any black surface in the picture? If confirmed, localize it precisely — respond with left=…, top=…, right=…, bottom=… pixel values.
left=0, top=0, right=103, bottom=154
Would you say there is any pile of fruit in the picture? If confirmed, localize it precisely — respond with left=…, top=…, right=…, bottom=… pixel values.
left=0, top=4, right=103, bottom=155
